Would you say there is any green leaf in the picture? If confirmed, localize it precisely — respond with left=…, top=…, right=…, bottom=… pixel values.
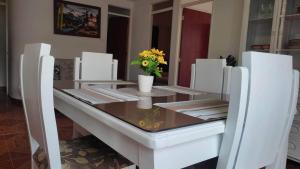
left=131, top=60, right=141, bottom=65
left=131, top=55, right=166, bottom=77
left=154, top=69, right=162, bottom=77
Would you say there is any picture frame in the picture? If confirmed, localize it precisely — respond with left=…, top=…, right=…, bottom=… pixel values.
left=54, top=0, right=101, bottom=38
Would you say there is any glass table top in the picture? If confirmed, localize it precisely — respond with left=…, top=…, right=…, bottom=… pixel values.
left=54, top=80, right=229, bottom=132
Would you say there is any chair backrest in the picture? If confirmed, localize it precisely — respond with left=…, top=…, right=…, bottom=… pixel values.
left=216, top=67, right=249, bottom=169
left=266, top=70, right=299, bottom=169
left=223, top=66, right=232, bottom=95
left=236, top=52, right=294, bottom=168
left=74, top=52, right=118, bottom=81
left=20, top=43, right=61, bottom=169
left=217, top=52, right=295, bottom=169
left=190, top=59, right=228, bottom=94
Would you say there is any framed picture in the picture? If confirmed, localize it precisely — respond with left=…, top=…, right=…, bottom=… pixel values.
left=54, top=0, right=101, bottom=38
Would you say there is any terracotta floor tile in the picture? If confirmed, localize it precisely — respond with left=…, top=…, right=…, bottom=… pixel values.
left=0, top=119, right=15, bottom=136
left=1, top=109, right=25, bottom=121
left=0, top=160, right=13, bottom=169
left=4, top=134, right=30, bottom=160
left=55, top=111, right=74, bottom=140
left=0, top=119, right=27, bottom=136
left=0, top=104, right=8, bottom=114
left=11, top=157, right=31, bottom=169
left=0, top=135, right=10, bottom=162
left=58, top=127, right=73, bottom=140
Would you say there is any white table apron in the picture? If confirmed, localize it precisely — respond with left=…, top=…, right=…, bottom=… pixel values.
left=54, top=89, right=225, bottom=169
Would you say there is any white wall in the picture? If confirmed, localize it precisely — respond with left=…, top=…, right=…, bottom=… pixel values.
left=7, top=0, right=159, bottom=98
left=8, top=0, right=246, bottom=96
left=109, top=0, right=134, bottom=9
left=128, top=0, right=152, bottom=81
left=208, top=0, right=245, bottom=59
left=128, top=0, right=174, bottom=81
left=8, top=0, right=108, bottom=99
left=168, top=0, right=245, bottom=85
left=8, top=0, right=134, bottom=99
left=168, top=0, right=181, bottom=85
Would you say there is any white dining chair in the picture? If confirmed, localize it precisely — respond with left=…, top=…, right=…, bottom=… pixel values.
left=74, top=52, right=118, bottom=81
left=217, top=52, right=299, bottom=169
left=73, top=52, right=118, bottom=137
left=214, top=66, right=249, bottom=169
left=222, top=66, right=232, bottom=95
left=266, top=70, right=299, bottom=169
left=190, top=59, right=231, bottom=94
left=20, top=43, right=135, bottom=169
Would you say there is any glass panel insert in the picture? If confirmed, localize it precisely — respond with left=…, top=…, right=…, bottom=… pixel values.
left=277, top=0, right=300, bottom=70
left=246, top=0, right=275, bottom=52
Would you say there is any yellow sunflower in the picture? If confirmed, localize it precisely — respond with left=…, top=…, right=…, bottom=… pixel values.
left=139, top=50, right=152, bottom=58
left=151, top=48, right=165, bottom=56
left=153, top=122, right=160, bottom=129
left=157, top=56, right=167, bottom=64
left=142, top=60, right=149, bottom=67
left=139, top=120, right=145, bottom=127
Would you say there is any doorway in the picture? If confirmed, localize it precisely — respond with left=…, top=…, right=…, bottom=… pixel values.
left=177, top=1, right=213, bottom=87
left=107, top=5, right=130, bottom=80
left=151, top=0, right=173, bottom=85
left=0, top=1, right=7, bottom=93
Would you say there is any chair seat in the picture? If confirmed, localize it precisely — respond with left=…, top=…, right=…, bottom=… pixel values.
left=33, top=135, right=134, bottom=169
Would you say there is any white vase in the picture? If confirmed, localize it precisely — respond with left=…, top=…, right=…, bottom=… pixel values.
left=138, top=75, right=154, bottom=93
left=137, top=97, right=152, bottom=109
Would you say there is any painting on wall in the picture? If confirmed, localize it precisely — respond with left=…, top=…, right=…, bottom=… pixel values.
left=54, top=0, right=101, bottom=38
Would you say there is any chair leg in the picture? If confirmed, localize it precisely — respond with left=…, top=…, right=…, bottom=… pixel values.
left=32, top=158, right=39, bottom=169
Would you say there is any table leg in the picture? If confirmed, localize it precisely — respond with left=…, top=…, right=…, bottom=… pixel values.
left=138, top=146, right=182, bottom=169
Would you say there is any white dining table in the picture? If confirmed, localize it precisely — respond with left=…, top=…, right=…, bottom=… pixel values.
left=53, top=80, right=227, bottom=169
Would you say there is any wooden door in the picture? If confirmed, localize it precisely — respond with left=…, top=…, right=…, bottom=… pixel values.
left=107, top=16, right=129, bottom=80
left=178, top=8, right=211, bottom=87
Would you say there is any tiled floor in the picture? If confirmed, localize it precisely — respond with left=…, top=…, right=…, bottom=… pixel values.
left=0, top=88, right=73, bottom=169
left=0, top=88, right=300, bottom=169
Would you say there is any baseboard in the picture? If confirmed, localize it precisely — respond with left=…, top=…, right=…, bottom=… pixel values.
left=8, top=92, right=22, bottom=100
left=8, top=96, right=22, bottom=104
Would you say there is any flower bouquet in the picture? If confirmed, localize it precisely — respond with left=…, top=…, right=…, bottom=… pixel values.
left=131, top=48, right=167, bottom=92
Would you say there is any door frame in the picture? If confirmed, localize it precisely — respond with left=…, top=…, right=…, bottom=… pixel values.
left=168, top=0, right=213, bottom=85
left=0, top=1, right=8, bottom=94
left=107, top=1, right=133, bottom=81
